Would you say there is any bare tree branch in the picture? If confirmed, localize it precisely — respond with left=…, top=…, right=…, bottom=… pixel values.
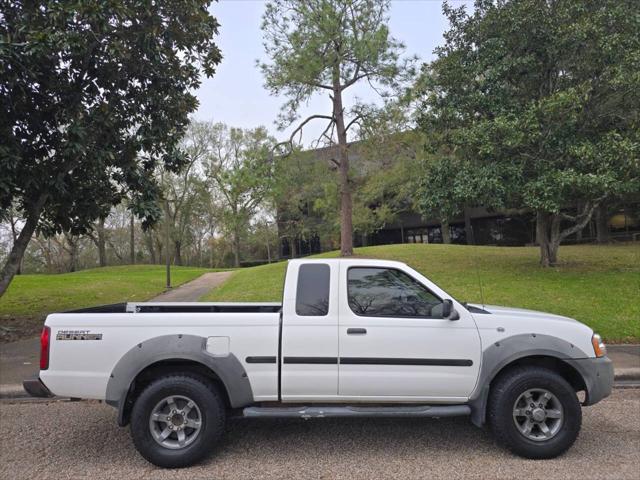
left=312, top=119, right=336, bottom=149
left=558, top=195, right=608, bottom=241
left=344, top=114, right=363, bottom=133
left=273, top=114, right=335, bottom=156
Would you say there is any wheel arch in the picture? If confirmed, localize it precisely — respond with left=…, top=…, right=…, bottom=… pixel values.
left=468, top=333, right=591, bottom=427
left=105, top=334, right=254, bottom=426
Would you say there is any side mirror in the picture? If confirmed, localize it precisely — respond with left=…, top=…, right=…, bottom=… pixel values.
left=442, top=299, right=460, bottom=321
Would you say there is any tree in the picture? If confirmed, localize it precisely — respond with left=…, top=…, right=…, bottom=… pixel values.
left=0, top=1, right=221, bottom=296
left=270, top=147, right=337, bottom=257
left=416, top=0, right=640, bottom=265
left=259, top=0, right=414, bottom=256
left=353, top=102, right=425, bottom=241
left=416, top=153, right=508, bottom=244
left=158, top=122, right=212, bottom=266
left=204, top=123, right=275, bottom=267
left=87, top=218, right=108, bottom=267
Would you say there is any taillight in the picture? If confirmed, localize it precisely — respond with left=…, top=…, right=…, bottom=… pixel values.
left=40, top=326, right=51, bottom=370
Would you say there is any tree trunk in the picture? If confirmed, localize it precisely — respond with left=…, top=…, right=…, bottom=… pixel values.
left=333, top=74, right=353, bottom=257
left=67, top=236, right=78, bottom=272
left=164, top=201, right=171, bottom=288
left=145, top=231, right=157, bottom=264
left=0, top=197, right=46, bottom=297
left=290, top=236, right=297, bottom=259
left=195, top=238, right=202, bottom=267
left=155, top=235, right=163, bottom=265
left=536, top=212, right=560, bottom=267
left=9, top=217, right=22, bottom=275
left=265, top=238, right=271, bottom=263
left=129, top=213, right=135, bottom=264
left=595, top=204, right=610, bottom=243
left=464, top=207, right=475, bottom=245
left=441, top=219, right=451, bottom=244
left=36, top=237, right=53, bottom=273
left=233, top=227, right=240, bottom=268
left=97, top=218, right=107, bottom=267
left=174, top=240, right=183, bottom=266
left=537, top=199, right=602, bottom=267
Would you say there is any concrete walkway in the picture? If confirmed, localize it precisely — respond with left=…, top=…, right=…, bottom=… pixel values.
left=150, top=271, right=233, bottom=302
left=0, top=271, right=233, bottom=396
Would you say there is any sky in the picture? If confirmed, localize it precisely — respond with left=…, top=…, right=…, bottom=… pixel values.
left=194, top=0, right=473, bottom=146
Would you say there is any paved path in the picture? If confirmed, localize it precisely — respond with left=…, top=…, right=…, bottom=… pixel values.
left=0, top=272, right=233, bottom=393
left=150, top=271, right=233, bottom=302
left=0, top=388, right=638, bottom=479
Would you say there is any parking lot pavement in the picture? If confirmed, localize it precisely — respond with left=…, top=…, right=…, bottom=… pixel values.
left=0, top=389, right=638, bottom=480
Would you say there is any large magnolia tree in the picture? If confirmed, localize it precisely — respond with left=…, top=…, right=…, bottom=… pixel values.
left=0, top=1, right=221, bottom=296
left=417, top=0, right=639, bottom=266
left=259, top=0, right=414, bottom=256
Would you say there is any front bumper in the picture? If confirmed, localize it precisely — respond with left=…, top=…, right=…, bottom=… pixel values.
left=23, top=377, right=54, bottom=398
left=566, top=356, right=614, bottom=406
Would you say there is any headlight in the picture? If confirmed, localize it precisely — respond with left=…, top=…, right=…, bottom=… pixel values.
left=591, top=333, right=607, bottom=358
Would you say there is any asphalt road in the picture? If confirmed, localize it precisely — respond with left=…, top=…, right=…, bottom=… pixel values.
left=1, top=389, right=638, bottom=480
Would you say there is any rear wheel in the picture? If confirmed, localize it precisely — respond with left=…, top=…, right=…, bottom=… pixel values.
left=130, top=375, right=226, bottom=468
left=488, top=366, right=582, bottom=459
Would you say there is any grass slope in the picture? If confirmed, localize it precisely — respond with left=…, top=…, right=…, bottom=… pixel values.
left=0, top=265, right=212, bottom=341
left=203, top=243, right=640, bottom=342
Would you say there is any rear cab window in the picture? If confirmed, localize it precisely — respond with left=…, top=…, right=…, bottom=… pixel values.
left=296, top=264, right=330, bottom=316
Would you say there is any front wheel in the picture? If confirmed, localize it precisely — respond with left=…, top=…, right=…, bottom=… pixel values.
left=487, top=366, right=582, bottom=459
left=130, top=375, right=226, bottom=468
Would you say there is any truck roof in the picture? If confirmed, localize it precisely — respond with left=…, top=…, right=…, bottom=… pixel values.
left=287, top=257, right=408, bottom=268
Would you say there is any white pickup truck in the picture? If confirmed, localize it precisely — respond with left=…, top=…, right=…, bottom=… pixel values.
left=24, top=258, right=613, bottom=467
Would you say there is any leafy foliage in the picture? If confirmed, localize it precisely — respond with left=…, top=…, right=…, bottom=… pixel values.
left=0, top=0, right=221, bottom=293
left=271, top=148, right=338, bottom=254
left=415, top=0, right=640, bottom=264
left=201, top=123, right=276, bottom=267
left=260, top=0, right=412, bottom=127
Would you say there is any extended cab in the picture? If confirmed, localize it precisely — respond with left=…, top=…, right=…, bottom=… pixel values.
left=24, top=258, right=613, bottom=467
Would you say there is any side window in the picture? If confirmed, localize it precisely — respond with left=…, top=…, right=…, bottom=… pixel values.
left=296, top=264, right=330, bottom=316
left=347, top=267, right=443, bottom=318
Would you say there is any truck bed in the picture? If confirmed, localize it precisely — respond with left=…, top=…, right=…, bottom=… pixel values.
left=43, top=304, right=282, bottom=400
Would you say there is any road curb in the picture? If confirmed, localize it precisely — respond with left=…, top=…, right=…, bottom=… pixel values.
left=613, top=368, right=640, bottom=381
left=0, top=384, right=26, bottom=399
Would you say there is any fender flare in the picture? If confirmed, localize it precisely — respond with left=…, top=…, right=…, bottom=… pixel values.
left=105, top=334, right=254, bottom=425
left=468, top=333, right=590, bottom=427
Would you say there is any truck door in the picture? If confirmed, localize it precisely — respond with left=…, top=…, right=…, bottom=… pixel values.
left=280, top=261, right=340, bottom=401
left=337, top=265, right=481, bottom=401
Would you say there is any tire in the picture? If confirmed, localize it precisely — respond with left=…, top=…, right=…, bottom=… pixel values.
left=487, top=366, right=582, bottom=459
left=130, top=374, right=226, bottom=468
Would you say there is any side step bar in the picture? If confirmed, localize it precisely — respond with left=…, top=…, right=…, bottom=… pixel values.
left=243, top=404, right=471, bottom=419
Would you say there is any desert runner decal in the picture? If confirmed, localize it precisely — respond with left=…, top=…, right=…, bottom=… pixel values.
left=56, top=330, right=103, bottom=341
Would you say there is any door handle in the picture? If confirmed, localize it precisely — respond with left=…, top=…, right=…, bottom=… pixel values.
left=347, top=328, right=367, bottom=335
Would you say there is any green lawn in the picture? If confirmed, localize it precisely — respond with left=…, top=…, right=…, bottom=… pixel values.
left=203, top=243, right=640, bottom=343
left=0, top=265, right=214, bottom=342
